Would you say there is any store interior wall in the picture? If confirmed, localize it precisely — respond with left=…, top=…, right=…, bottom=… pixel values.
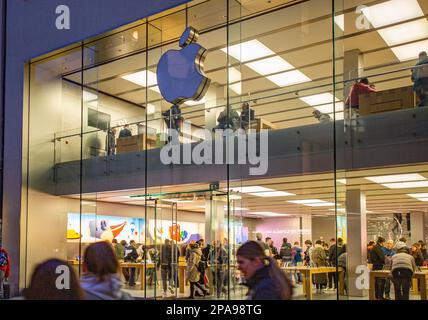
left=311, top=216, right=336, bottom=242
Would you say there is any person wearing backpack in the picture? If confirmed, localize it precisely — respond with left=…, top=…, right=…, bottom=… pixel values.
left=0, top=247, right=10, bottom=299
left=280, top=238, right=292, bottom=267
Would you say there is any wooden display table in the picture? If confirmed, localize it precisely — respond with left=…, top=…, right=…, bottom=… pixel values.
left=116, top=134, right=157, bottom=154
left=282, top=266, right=345, bottom=300
left=249, top=118, right=277, bottom=132
left=119, top=262, right=156, bottom=291
left=369, top=270, right=428, bottom=300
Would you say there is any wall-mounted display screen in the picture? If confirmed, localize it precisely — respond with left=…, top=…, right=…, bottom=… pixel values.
left=67, top=213, right=145, bottom=243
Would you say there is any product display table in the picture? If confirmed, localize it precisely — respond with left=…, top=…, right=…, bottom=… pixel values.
left=282, top=266, right=345, bottom=300
left=119, top=262, right=156, bottom=291
left=369, top=270, right=428, bottom=300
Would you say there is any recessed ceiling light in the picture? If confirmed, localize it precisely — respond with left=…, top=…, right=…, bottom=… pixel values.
left=184, top=97, right=206, bottom=106
left=121, top=70, right=158, bottom=87
left=299, top=93, right=343, bottom=113
left=227, top=186, right=295, bottom=197
left=391, top=39, right=428, bottom=62
left=382, top=181, right=428, bottom=189
left=221, top=39, right=274, bottom=62
left=266, top=70, right=311, bottom=87
left=147, top=104, right=156, bottom=115
left=377, top=19, right=428, bottom=47
left=412, top=198, right=428, bottom=202
left=337, top=179, right=347, bottom=184
left=365, top=173, right=426, bottom=183
left=245, top=212, right=290, bottom=217
left=228, top=68, right=242, bottom=95
left=288, top=199, right=326, bottom=204
left=329, top=208, right=346, bottom=212
left=335, top=14, right=345, bottom=32
left=224, top=206, right=248, bottom=211
left=361, top=0, right=424, bottom=28
left=245, top=56, right=294, bottom=75
left=407, top=193, right=428, bottom=199
left=306, top=202, right=336, bottom=207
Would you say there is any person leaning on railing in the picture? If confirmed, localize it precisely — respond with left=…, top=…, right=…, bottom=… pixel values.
left=345, top=77, right=377, bottom=116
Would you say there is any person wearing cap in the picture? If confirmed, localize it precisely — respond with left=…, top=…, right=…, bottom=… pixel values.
left=390, top=242, right=416, bottom=300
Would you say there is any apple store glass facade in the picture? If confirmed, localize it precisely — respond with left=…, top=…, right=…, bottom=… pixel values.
left=22, top=0, right=428, bottom=300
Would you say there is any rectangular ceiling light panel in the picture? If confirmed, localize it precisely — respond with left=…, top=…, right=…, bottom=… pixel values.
left=361, top=0, right=424, bottom=28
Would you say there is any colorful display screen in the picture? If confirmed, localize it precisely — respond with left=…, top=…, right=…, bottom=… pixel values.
left=67, top=213, right=145, bottom=243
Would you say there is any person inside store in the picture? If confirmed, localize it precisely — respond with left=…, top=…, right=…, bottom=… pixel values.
left=208, top=241, right=228, bottom=298
left=382, top=240, right=396, bottom=300
left=106, top=127, right=117, bottom=155
left=162, top=104, right=183, bottom=132
left=213, top=106, right=241, bottom=132
left=279, top=238, right=292, bottom=267
left=24, top=259, right=83, bottom=300
left=367, top=240, right=376, bottom=263
left=186, top=241, right=209, bottom=299
left=291, top=241, right=303, bottom=284
left=196, top=239, right=209, bottom=293
left=236, top=241, right=292, bottom=300
left=80, top=241, right=132, bottom=300
left=390, top=242, right=416, bottom=300
left=265, top=237, right=276, bottom=258
left=412, top=51, right=428, bottom=107
left=370, top=236, right=387, bottom=300
left=304, top=240, right=314, bottom=266
left=337, top=251, right=348, bottom=295
left=312, top=240, right=328, bottom=294
left=345, top=77, right=377, bottom=116
left=112, top=238, right=125, bottom=262
left=160, top=239, right=176, bottom=298
left=119, top=123, right=132, bottom=138
left=240, top=102, right=255, bottom=130
left=124, top=240, right=139, bottom=287
left=312, top=110, right=332, bottom=123
left=255, top=232, right=269, bottom=254
left=411, top=243, right=424, bottom=267
left=418, top=241, right=428, bottom=261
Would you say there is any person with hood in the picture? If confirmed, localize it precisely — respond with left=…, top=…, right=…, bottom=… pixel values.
left=312, top=240, right=328, bottom=294
left=80, top=241, right=132, bottom=300
left=370, top=237, right=386, bottom=300
left=186, top=242, right=209, bottom=299
left=390, top=242, right=416, bottom=300
left=237, top=241, right=292, bottom=300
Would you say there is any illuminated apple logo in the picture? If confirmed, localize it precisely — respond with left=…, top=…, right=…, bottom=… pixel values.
left=157, top=27, right=211, bottom=105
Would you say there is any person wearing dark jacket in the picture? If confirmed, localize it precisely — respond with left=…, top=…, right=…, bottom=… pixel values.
left=119, top=124, right=132, bottom=138
left=124, top=240, right=139, bottom=286
left=370, top=237, right=386, bottom=300
left=237, top=241, right=292, bottom=300
left=161, top=239, right=180, bottom=297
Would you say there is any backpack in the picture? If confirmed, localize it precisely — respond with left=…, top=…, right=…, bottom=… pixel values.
left=0, top=251, right=8, bottom=267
